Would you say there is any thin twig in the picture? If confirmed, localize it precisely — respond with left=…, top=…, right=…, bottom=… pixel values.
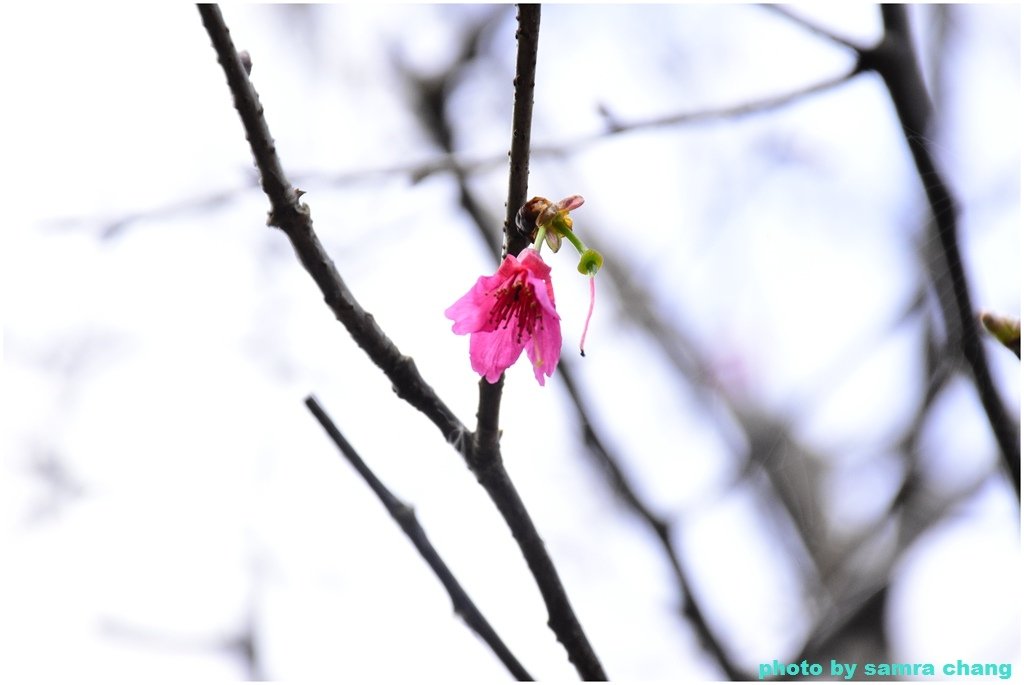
left=400, top=15, right=605, bottom=677
left=469, top=5, right=607, bottom=680
left=54, top=68, right=859, bottom=240
left=761, top=4, right=867, bottom=52
left=48, top=182, right=252, bottom=241
left=304, top=396, right=533, bottom=681
left=197, top=4, right=469, bottom=451
left=862, top=6, right=1020, bottom=496
left=502, top=4, right=541, bottom=260
left=590, top=66, right=860, bottom=139
left=394, top=12, right=510, bottom=461
left=319, top=66, right=857, bottom=185
left=101, top=615, right=264, bottom=679
left=576, top=222, right=860, bottom=634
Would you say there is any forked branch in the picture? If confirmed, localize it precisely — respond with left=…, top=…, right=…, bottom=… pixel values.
left=773, top=3, right=1020, bottom=495
left=198, top=3, right=606, bottom=678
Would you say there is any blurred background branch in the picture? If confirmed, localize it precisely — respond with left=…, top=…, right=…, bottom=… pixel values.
left=773, top=2, right=1020, bottom=496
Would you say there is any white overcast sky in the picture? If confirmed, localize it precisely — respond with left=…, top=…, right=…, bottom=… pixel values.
left=1, top=3, right=1020, bottom=681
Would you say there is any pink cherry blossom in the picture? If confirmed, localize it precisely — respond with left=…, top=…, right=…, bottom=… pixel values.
left=445, top=248, right=561, bottom=385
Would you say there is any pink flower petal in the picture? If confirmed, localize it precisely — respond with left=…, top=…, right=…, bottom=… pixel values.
left=555, top=194, right=584, bottom=212
left=444, top=280, right=493, bottom=334
left=446, top=248, right=562, bottom=385
left=525, top=300, right=561, bottom=385
left=469, top=327, right=526, bottom=383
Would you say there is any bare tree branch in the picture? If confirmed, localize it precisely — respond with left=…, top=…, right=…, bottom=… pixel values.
left=196, top=4, right=468, bottom=449
left=474, top=0, right=540, bottom=456
left=796, top=283, right=1003, bottom=665
left=761, top=4, right=868, bottom=52
left=199, top=4, right=605, bottom=679
left=320, top=66, right=859, bottom=186
left=466, top=435, right=607, bottom=682
left=469, top=5, right=607, bottom=680
left=757, top=3, right=1019, bottom=496
left=48, top=182, right=253, bottom=241
left=590, top=66, right=860, bottom=139
left=101, top=615, right=265, bottom=680
left=502, top=4, right=541, bottom=261
left=304, top=395, right=533, bottom=681
left=52, top=67, right=859, bottom=240
left=862, top=5, right=1020, bottom=496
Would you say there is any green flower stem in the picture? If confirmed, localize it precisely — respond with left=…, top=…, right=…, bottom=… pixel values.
left=558, top=226, right=587, bottom=254
left=532, top=226, right=548, bottom=252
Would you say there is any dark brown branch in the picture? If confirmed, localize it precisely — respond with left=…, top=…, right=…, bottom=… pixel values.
left=197, top=4, right=469, bottom=451
left=201, top=4, right=604, bottom=679
left=475, top=375, right=505, bottom=457
left=774, top=3, right=1019, bottom=496
left=475, top=1, right=538, bottom=430
left=861, top=5, right=1020, bottom=496
left=470, top=5, right=606, bottom=680
left=502, top=4, right=541, bottom=260
left=304, top=396, right=533, bottom=681
left=403, top=22, right=608, bottom=672
left=466, top=435, right=606, bottom=681
left=397, top=4, right=604, bottom=678
left=400, top=13, right=604, bottom=676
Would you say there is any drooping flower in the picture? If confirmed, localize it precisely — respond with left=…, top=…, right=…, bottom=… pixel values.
left=447, top=193, right=602, bottom=385
left=445, top=247, right=562, bottom=385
